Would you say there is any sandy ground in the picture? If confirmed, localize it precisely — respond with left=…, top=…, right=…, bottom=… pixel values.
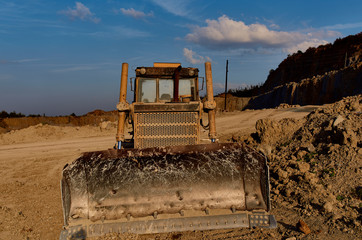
left=0, top=106, right=331, bottom=240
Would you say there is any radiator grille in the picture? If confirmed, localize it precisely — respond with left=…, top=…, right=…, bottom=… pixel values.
left=134, top=112, right=199, bottom=148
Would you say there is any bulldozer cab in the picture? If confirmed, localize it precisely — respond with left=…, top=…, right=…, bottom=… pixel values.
left=125, top=63, right=203, bottom=149
left=134, top=64, right=199, bottom=103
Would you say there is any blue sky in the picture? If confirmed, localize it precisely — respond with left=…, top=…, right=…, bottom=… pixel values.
left=1, top=0, right=361, bottom=115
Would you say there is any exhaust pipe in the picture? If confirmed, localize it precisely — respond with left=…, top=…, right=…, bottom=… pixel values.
left=173, top=65, right=182, bottom=102
left=205, top=62, right=217, bottom=142
left=116, top=62, right=128, bottom=149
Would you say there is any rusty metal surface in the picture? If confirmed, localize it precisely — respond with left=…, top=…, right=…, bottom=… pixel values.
left=59, top=212, right=277, bottom=239
left=173, top=65, right=181, bottom=102
left=136, top=67, right=198, bottom=78
left=133, top=102, right=200, bottom=112
left=116, top=63, right=128, bottom=142
left=61, top=143, right=270, bottom=229
left=205, top=62, right=217, bottom=140
left=134, top=110, right=199, bottom=148
left=153, top=62, right=181, bottom=67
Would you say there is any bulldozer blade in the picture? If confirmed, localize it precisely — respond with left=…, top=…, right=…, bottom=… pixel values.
left=60, top=212, right=277, bottom=239
left=60, top=143, right=275, bottom=239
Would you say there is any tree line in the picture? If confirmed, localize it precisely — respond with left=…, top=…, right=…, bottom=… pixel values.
left=227, top=83, right=263, bottom=97
left=0, top=111, right=79, bottom=118
left=0, top=110, right=42, bottom=118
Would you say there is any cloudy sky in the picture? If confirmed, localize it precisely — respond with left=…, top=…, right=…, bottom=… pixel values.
left=1, top=0, right=361, bottom=115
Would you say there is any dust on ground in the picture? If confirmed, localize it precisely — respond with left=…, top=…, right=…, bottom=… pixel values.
left=0, top=96, right=361, bottom=240
left=0, top=121, right=116, bottom=145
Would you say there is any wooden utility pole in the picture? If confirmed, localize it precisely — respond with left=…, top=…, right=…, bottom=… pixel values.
left=224, top=60, right=229, bottom=111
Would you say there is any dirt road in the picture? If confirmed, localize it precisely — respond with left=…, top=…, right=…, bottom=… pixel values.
left=1, top=105, right=349, bottom=240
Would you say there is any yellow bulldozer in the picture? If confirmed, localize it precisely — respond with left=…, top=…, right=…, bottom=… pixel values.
left=60, top=62, right=276, bottom=239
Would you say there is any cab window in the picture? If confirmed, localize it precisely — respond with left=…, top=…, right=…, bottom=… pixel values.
left=159, top=79, right=173, bottom=102
left=138, top=78, right=156, bottom=103
left=179, top=78, right=196, bottom=99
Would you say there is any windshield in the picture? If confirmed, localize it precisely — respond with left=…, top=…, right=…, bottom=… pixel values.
left=159, top=79, right=173, bottom=101
left=137, top=77, right=197, bottom=103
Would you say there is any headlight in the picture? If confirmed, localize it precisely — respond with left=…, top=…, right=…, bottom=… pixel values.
left=188, top=69, right=194, bottom=76
left=140, top=68, right=146, bottom=74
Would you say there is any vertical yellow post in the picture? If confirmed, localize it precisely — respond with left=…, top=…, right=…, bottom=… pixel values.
left=205, top=62, right=217, bottom=142
left=116, top=63, right=128, bottom=145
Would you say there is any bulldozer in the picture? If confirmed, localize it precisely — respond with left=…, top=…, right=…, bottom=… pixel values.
left=60, top=62, right=276, bottom=239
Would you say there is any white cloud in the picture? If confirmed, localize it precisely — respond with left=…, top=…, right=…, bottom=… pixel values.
left=324, top=22, right=362, bottom=30
left=286, top=39, right=328, bottom=54
left=183, top=48, right=211, bottom=64
left=52, top=65, right=98, bottom=73
left=269, top=23, right=280, bottom=30
left=262, top=18, right=280, bottom=30
left=305, top=29, right=341, bottom=39
left=151, top=0, right=191, bottom=17
left=185, top=15, right=338, bottom=54
left=0, top=58, right=41, bottom=64
left=55, top=25, right=149, bottom=39
left=59, top=2, right=100, bottom=23
left=89, top=26, right=150, bottom=38
left=120, top=8, right=153, bottom=19
left=51, top=62, right=115, bottom=73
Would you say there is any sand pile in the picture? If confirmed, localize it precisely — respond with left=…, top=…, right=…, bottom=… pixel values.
left=242, top=95, right=361, bottom=234
left=0, top=121, right=117, bottom=145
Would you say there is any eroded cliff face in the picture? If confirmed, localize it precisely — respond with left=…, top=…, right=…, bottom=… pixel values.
left=245, top=33, right=362, bottom=109
left=262, top=32, right=362, bottom=93
left=248, top=62, right=362, bottom=109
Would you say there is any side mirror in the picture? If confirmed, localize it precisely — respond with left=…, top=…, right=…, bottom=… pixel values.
left=199, top=77, right=204, bottom=91
left=130, top=77, right=135, bottom=91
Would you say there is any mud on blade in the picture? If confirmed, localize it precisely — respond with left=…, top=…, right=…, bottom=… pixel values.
left=61, top=143, right=275, bottom=238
